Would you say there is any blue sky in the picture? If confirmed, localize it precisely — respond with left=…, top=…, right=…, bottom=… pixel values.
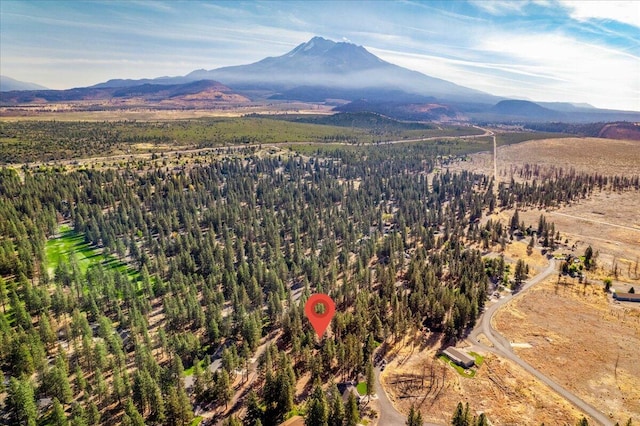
left=1, top=0, right=638, bottom=110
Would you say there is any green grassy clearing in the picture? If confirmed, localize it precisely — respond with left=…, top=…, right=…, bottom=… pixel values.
left=469, top=351, right=485, bottom=366
left=284, top=407, right=304, bottom=420
left=438, top=355, right=476, bottom=378
left=356, top=381, right=369, bottom=395
left=190, top=416, right=203, bottom=426
left=183, top=359, right=207, bottom=377
left=45, top=224, right=99, bottom=276
left=45, top=225, right=139, bottom=282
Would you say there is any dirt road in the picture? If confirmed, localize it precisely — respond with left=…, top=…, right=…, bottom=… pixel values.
left=468, top=258, right=614, bottom=426
left=549, top=211, right=640, bottom=233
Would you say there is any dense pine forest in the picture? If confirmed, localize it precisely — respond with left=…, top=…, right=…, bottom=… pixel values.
left=1, top=131, right=639, bottom=426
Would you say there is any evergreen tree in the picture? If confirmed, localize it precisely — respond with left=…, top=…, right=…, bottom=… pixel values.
left=0, top=276, right=7, bottom=313
left=584, top=246, right=594, bottom=270
left=124, top=399, right=145, bottom=426
left=365, top=361, right=375, bottom=402
left=328, top=383, right=345, bottom=426
left=451, top=402, right=470, bottom=426
left=7, top=377, right=38, bottom=426
left=576, top=418, right=589, bottom=426
left=244, top=390, right=264, bottom=426
left=70, top=402, right=88, bottom=426
left=216, top=369, right=233, bottom=409
left=51, top=398, right=69, bottom=426
left=407, top=404, right=424, bottom=426
left=475, top=413, right=488, bottom=426
left=86, top=400, right=100, bottom=425
left=306, top=380, right=328, bottom=426
left=344, top=392, right=359, bottom=426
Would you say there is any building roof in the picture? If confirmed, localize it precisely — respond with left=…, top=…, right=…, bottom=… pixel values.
left=443, top=347, right=475, bottom=366
left=613, top=292, right=640, bottom=302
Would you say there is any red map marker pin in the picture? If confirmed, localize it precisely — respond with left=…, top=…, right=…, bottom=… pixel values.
left=305, top=293, right=336, bottom=338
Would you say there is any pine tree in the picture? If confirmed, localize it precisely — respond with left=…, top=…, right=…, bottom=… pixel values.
left=475, top=413, right=488, bottom=426
left=124, top=399, right=145, bottom=426
left=0, top=276, right=7, bottom=314
left=584, top=246, right=594, bottom=270
left=86, top=400, right=100, bottom=425
left=52, top=398, right=69, bottom=426
left=365, top=361, right=375, bottom=403
left=306, top=380, right=328, bottom=426
left=7, top=377, right=37, bottom=426
left=452, top=402, right=470, bottom=426
left=244, top=390, right=264, bottom=426
left=70, top=402, right=88, bottom=426
left=407, top=404, right=424, bottom=426
left=216, top=369, right=233, bottom=409
left=328, top=384, right=345, bottom=426
left=344, top=392, right=359, bottom=426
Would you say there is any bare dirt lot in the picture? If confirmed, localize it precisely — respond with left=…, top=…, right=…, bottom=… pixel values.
left=380, top=335, right=589, bottom=425
left=454, top=137, right=640, bottom=179
left=494, top=276, right=640, bottom=424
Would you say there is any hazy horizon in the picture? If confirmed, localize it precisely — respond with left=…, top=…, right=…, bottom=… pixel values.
left=1, top=0, right=638, bottom=110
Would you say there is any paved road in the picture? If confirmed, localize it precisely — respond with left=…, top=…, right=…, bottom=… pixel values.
left=373, top=366, right=410, bottom=426
left=468, top=258, right=614, bottom=426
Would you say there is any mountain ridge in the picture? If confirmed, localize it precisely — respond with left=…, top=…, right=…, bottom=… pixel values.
left=3, top=37, right=640, bottom=122
left=1, top=75, right=49, bottom=91
left=93, top=36, right=497, bottom=104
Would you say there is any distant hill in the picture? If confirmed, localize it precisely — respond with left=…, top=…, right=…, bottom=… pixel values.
left=0, top=75, right=48, bottom=91
left=335, top=99, right=457, bottom=121
left=489, top=100, right=561, bottom=120
left=0, top=80, right=248, bottom=106
left=252, top=111, right=437, bottom=131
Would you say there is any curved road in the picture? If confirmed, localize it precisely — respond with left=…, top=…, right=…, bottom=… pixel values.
left=468, top=258, right=613, bottom=426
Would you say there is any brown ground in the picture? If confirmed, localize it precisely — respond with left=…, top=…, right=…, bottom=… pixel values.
left=453, top=136, right=640, bottom=424
left=599, top=123, right=640, bottom=141
left=459, top=135, right=640, bottom=282
left=494, top=276, right=640, bottom=424
left=451, top=137, right=640, bottom=179
left=380, top=334, right=588, bottom=425
left=516, top=192, right=640, bottom=283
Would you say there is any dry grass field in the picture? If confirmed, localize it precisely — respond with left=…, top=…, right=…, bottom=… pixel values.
left=453, top=137, right=640, bottom=179
left=457, top=135, right=640, bottom=282
left=447, top=135, right=640, bottom=424
left=380, top=334, right=589, bottom=425
left=494, top=276, right=640, bottom=424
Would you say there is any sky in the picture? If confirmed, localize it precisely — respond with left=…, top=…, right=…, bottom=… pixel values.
left=1, top=0, right=639, bottom=111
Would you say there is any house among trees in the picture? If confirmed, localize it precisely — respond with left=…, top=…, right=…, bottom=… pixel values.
left=442, top=347, right=475, bottom=368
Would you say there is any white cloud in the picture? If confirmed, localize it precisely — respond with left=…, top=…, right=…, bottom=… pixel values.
left=468, top=0, right=530, bottom=15
left=560, top=0, right=640, bottom=28
left=371, top=31, right=640, bottom=111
